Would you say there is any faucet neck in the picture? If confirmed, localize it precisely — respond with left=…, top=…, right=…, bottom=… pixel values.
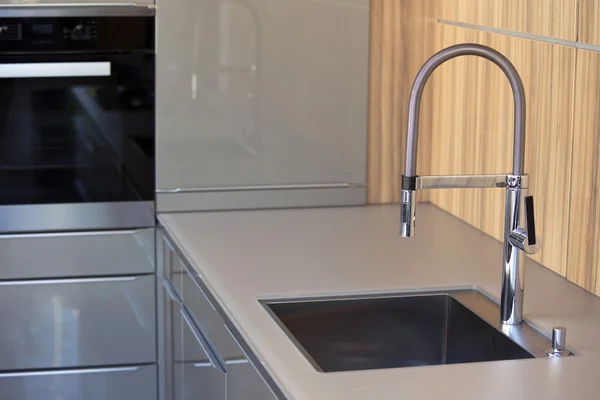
left=403, top=43, right=526, bottom=178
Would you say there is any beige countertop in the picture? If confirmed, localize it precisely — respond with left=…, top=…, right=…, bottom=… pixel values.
left=159, top=204, right=600, bottom=400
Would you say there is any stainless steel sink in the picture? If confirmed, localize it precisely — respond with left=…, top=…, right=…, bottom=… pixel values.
left=263, top=290, right=555, bottom=372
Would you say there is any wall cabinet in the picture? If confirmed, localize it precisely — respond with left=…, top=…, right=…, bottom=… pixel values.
left=158, top=229, right=280, bottom=399
left=156, top=0, right=370, bottom=211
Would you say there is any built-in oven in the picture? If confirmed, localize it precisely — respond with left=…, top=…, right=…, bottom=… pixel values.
left=0, top=6, right=155, bottom=233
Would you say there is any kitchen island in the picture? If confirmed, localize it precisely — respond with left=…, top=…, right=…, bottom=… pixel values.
left=159, top=204, right=600, bottom=400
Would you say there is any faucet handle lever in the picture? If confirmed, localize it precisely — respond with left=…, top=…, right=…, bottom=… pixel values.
left=525, top=196, right=536, bottom=246
left=508, top=196, right=540, bottom=254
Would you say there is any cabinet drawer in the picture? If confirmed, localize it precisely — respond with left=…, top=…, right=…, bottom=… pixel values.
left=227, top=359, right=277, bottom=400
left=181, top=262, right=243, bottom=361
left=178, top=307, right=226, bottom=400
left=0, top=229, right=155, bottom=280
left=0, top=276, right=156, bottom=371
left=0, top=365, right=157, bottom=400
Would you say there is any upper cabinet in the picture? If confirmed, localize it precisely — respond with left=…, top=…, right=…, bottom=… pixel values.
left=439, top=0, right=578, bottom=41
left=156, top=0, right=370, bottom=211
left=579, top=0, right=600, bottom=45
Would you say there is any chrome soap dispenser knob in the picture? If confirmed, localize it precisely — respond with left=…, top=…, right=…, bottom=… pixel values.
left=546, top=327, right=571, bottom=357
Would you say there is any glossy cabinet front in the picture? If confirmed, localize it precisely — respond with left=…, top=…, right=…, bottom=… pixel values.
left=0, top=276, right=156, bottom=371
left=159, top=229, right=279, bottom=399
left=156, top=0, right=370, bottom=210
left=0, top=365, right=157, bottom=400
left=0, top=229, right=155, bottom=280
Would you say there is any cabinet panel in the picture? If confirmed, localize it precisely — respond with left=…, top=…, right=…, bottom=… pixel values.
left=0, top=365, right=157, bottom=400
left=0, top=229, right=155, bottom=280
left=440, top=0, right=577, bottom=40
left=227, top=359, right=276, bottom=400
left=181, top=261, right=244, bottom=361
left=156, top=0, right=369, bottom=208
left=566, top=50, right=600, bottom=294
left=579, top=0, right=600, bottom=45
left=178, top=308, right=226, bottom=400
left=0, top=276, right=156, bottom=371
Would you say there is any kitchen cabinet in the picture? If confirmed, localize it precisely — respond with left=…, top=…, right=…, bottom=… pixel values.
left=156, top=0, right=370, bottom=211
left=0, top=229, right=154, bottom=279
left=0, top=275, right=156, bottom=371
left=158, top=229, right=281, bottom=399
left=0, top=365, right=157, bottom=400
left=0, top=0, right=154, bottom=5
left=0, top=230, right=157, bottom=399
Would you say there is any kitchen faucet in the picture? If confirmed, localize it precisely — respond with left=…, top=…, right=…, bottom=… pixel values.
left=399, top=43, right=539, bottom=326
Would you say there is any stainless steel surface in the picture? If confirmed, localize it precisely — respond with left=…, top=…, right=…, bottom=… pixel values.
left=160, top=226, right=286, bottom=399
left=400, top=43, right=534, bottom=326
left=0, top=228, right=154, bottom=279
left=0, top=62, right=111, bottom=79
left=264, top=289, right=555, bottom=373
left=400, top=189, right=416, bottom=237
left=0, top=4, right=155, bottom=18
left=156, top=182, right=364, bottom=194
left=508, top=227, right=540, bottom=255
left=546, top=327, right=571, bottom=357
left=415, top=174, right=529, bottom=189
left=0, top=364, right=157, bottom=400
left=157, top=187, right=366, bottom=212
left=0, top=201, right=154, bottom=233
left=0, top=275, right=155, bottom=371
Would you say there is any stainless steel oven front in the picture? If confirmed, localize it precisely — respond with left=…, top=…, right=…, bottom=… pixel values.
left=0, top=6, right=155, bottom=233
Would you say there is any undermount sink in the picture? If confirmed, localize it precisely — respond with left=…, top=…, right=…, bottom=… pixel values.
left=264, top=290, right=554, bottom=373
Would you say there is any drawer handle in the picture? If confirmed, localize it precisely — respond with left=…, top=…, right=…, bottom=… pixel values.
left=162, top=277, right=182, bottom=304
left=0, top=276, right=138, bottom=286
left=0, top=366, right=142, bottom=378
left=180, top=307, right=227, bottom=375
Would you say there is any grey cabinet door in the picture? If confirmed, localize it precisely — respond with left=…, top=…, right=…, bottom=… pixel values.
left=0, top=276, right=156, bottom=371
left=0, top=365, right=157, bottom=400
left=156, top=0, right=369, bottom=211
left=227, top=360, right=276, bottom=400
left=179, top=307, right=226, bottom=400
left=0, top=229, right=155, bottom=280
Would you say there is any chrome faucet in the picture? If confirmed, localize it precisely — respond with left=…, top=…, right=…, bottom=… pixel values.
left=399, top=43, right=540, bottom=326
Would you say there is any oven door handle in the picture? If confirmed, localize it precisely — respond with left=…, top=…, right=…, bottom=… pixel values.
left=0, top=62, right=111, bottom=79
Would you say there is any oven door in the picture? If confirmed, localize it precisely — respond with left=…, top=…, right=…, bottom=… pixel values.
left=0, top=52, right=155, bottom=233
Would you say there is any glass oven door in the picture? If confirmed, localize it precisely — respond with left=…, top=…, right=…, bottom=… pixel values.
left=0, top=49, right=155, bottom=232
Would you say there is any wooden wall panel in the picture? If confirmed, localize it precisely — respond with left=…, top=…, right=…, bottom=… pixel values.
left=566, top=50, right=600, bottom=293
left=423, top=25, right=576, bottom=275
left=579, top=0, right=600, bottom=45
left=440, top=0, right=578, bottom=40
left=367, top=0, right=438, bottom=204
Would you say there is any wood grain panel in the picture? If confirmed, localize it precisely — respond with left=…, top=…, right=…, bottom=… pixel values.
left=422, top=25, right=576, bottom=276
left=566, top=50, right=600, bottom=293
left=367, top=0, right=438, bottom=203
left=440, top=0, right=578, bottom=41
left=579, top=0, right=600, bottom=45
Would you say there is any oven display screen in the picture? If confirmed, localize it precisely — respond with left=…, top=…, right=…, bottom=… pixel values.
left=32, top=24, right=53, bottom=36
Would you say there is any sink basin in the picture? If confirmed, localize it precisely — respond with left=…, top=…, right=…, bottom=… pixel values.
left=264, top=290, right=554, bottom=372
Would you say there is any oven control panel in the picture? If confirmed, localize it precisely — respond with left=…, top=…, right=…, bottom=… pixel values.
left=0, top=16, right=153, bottom=53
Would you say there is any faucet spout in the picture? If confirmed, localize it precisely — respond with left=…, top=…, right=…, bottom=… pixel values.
left=399, top=43, right=537, bottom=326
left=404, top=43, right=526, bottom=178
